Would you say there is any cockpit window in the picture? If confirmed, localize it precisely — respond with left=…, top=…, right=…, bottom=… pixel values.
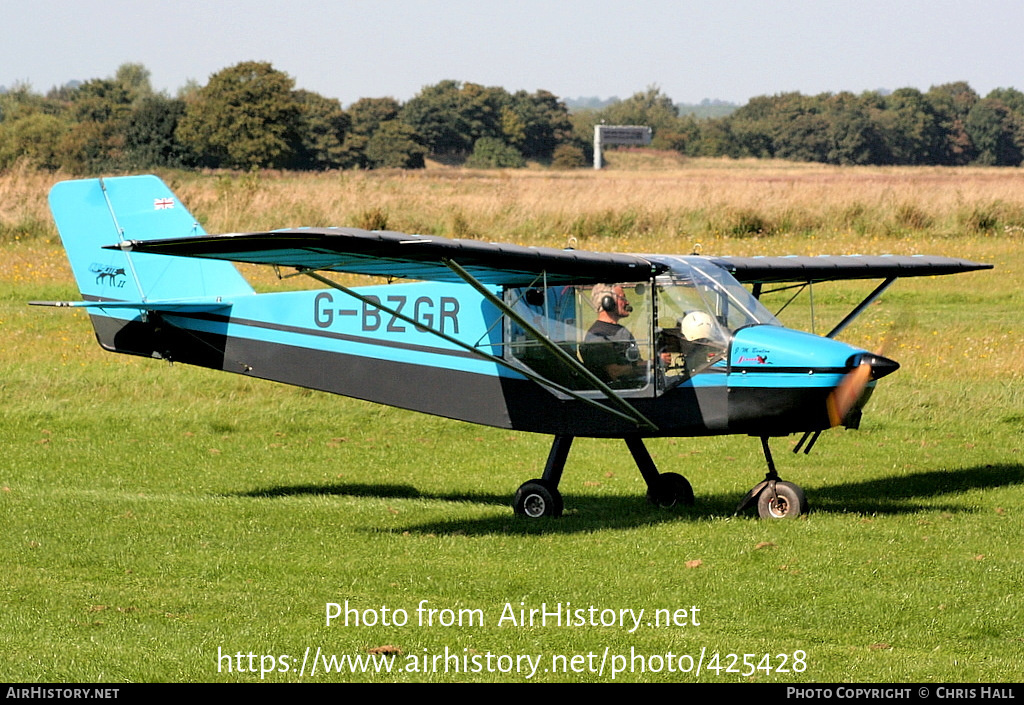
left=657, top=256, right=781, bottom=331
left=503, top=257, right=780, bottom=396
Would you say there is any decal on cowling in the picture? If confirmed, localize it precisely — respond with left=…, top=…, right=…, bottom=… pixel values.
left=737, top=355, right=769, bottom=364
left=734, top=347, right=771, bottom=365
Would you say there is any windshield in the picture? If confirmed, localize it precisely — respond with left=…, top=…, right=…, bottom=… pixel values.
left=649, top=255, right=780, bottom=331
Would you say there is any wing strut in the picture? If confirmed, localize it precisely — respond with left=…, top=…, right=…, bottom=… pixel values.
left=442, top=258, right=658, bottom=432
left=297, top=268, right=653, bottom=429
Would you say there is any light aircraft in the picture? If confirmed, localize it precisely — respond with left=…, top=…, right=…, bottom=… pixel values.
left=39, top=175, right=991, bottom=520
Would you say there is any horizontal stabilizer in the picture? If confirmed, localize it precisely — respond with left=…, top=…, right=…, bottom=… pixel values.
left=29, top=298, right=233, bottom=312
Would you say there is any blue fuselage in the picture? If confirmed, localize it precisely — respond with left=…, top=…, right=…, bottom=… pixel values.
left=86, top=278, right=877, bottom=438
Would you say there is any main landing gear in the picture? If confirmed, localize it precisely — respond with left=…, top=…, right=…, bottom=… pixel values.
left=512, top=434, right=694, bottom=518
left=734, top=437, right=809, bottom=519
left=512, top=434, right=807, bottom=519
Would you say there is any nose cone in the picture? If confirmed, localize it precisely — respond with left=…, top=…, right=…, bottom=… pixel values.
left=849, top=352, right=900, bottom=380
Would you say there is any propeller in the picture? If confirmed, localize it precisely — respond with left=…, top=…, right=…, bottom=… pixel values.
left=826, top=350, right=900, bottom=428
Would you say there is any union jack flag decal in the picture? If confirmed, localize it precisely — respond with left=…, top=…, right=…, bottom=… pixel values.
left=154, top=198, right=174, bottom=210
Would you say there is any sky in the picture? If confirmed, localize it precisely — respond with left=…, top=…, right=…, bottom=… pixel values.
left=3, top=1, right=1023, bottom=107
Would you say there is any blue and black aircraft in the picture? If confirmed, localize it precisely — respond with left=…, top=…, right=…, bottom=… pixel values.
left=39, top=175, right=992, bottom=519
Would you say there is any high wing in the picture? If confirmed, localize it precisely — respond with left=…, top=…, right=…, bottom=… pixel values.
left=702, top=254, right=992, bottom=283
left=113, top=229, right=991, bottom=287
left=111, top=228, right=666, bottom=286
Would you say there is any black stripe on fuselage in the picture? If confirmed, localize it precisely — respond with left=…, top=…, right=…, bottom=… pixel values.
left=87, top=311, right=841, bottom=438
left=730, top=366, right=849, bottom=375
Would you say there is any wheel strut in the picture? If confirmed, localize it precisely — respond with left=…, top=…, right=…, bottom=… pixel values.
left=513, top=434, right=695, bottom=518
left=625, top=435, right=694, bottom=508
left=512, top=435, right=572, bottom=518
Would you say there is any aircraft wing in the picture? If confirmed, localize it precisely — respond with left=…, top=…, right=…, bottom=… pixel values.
left=703, top=254, right=992, bottom=283
left=113, top=228, right=666, bottom=286
left=115, top=230, right=991, bottom=287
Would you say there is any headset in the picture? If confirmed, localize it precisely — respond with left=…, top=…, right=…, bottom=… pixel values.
left=596, top=285, right=634, bottom=314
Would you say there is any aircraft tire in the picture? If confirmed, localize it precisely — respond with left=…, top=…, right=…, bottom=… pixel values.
left=756, top=481, right=808, bottom=519
left=646, top=472, right=695, bottom=508
left=513, top=479, right=563, bottom=518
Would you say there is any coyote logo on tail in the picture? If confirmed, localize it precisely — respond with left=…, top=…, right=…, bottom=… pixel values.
left=90, top=263, right=127, bottom=288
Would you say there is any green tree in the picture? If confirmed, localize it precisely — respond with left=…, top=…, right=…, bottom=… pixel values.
left=68, top=78, right=133, bottom=123
left=550, top=143, right=587, bottom=169
left=505, top=90, right=573, bottom=159
left=401, top=80, right=476, bottom=156
left=965, top=98, right=1024, bottom=166
left=692, top=117, right=741, bottom=158
left=58, top=119, right=124, bottom=174
left=123, top=94, right=190, bottom=169
left=365, top=120, right=426, bottom=168
left=0, top=83, right=52, bottom=122
left=0, top=112, right=69, bottom=169
left=726, top=93, right=797, bottom=158
left=986, top=87, right=1024, bottom=114
left=823, top=92, right=890, bottom=165
left=338, top=97, right=402, bottom=168
left=401, top=80, right=511, bottom=157
left=730, top=92, right=831, bottom=161
left=402, top=81, right=573, bottom=162
left=464, top=137, right=525, bottom=168
left=926, top=82, right=979, bottom=165
left=292, top=90, right=350, bottom=170
left=54, top=78, right=136, bottom=173
left=879, top=88, right=945, bottom=165
left=349, top=97, right=401, bottom=136
left=459, top=83, right=508, bottom=141
left=176, top=61, right=302, bottom=169
left=598, top=86, right=680, bottom=136
left=114, top=63, right=154, bottom=105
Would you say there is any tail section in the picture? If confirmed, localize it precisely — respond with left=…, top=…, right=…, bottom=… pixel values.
left=48, top=175, right=254, bottom=303
left=46, top=175, right=254, bottom=362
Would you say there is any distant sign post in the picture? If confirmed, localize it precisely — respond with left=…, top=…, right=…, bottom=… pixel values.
left=594, top=125, right=653, bottom=169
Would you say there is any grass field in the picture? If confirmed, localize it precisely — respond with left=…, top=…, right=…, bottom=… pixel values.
left=2, top=159, right=1022, bottom=682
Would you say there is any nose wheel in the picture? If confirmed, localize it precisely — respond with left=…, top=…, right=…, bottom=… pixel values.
left=755, top=480, right=807, bottom=519
left=735, top=437, right=809, bottom=519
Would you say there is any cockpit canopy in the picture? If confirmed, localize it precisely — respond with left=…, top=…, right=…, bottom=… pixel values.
left=505, top=256, right=780, bottom=395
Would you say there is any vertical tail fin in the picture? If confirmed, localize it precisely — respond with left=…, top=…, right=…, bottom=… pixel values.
left=49, top=175, right=254, bottom=302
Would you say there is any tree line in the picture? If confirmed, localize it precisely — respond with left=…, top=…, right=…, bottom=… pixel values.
left=2, top=61, right=1022, bottom=173
left=0, top=62, right=586, bottom=173
left=573, top=83, right=1024, bottom=167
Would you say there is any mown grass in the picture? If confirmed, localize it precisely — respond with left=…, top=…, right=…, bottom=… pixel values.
left=1, top=160, right=1022, bottom=682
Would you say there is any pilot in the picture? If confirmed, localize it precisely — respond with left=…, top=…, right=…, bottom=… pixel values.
left=580, top=283, right=648, bottom=388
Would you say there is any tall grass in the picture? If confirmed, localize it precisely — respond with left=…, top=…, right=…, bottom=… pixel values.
left=6, top=159, right=1024, bottom=249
